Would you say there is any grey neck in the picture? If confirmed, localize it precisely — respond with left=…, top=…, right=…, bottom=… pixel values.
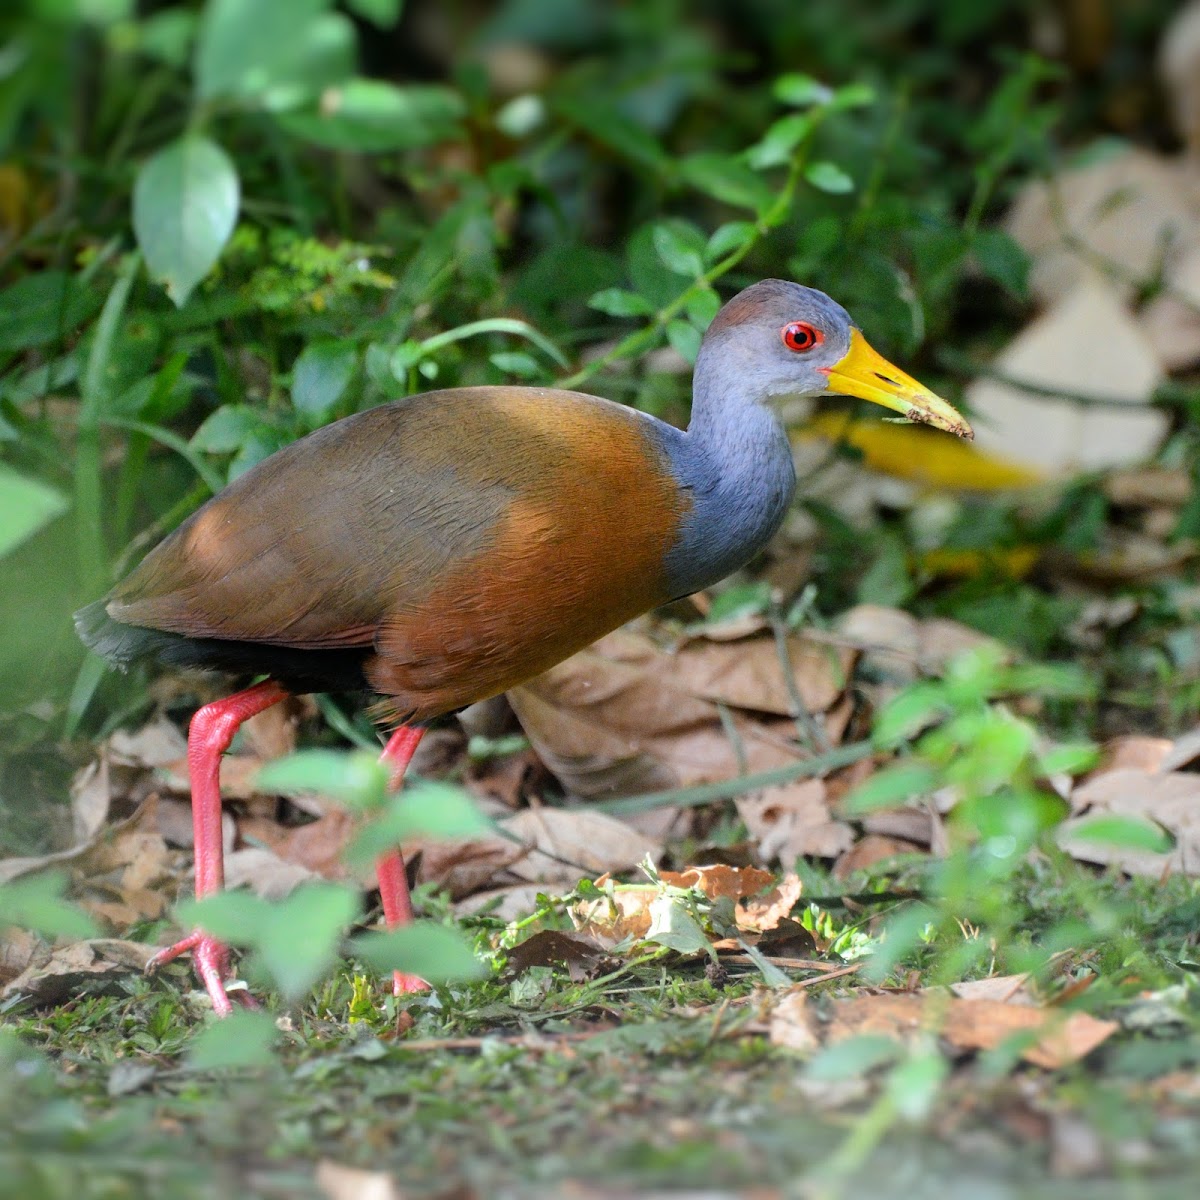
left=657, top=345, right=797, bottom=600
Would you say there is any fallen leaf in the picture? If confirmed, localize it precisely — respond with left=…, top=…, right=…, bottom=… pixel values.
left=1062, top=767, right=1200, bottom=875
left=453, top=883, right=548, bottom=921
left=966, top=279, right=1168, bottom=474
left=824, top=993, right=1117, bottom=1068
left=222, top=847, right=322, bottom=899
left=737, top=777, right=854, bottom=864
left=1160, top=1, right=1200, bottom=155
left=502, top=807, right=661, bottom=884
left=769, top=989, right=820, bottom=1052
left=832, top=833, right=924, bottom=879
left=240, top=810, right=362, bottom=883
left=315, top=1160, right=403, bottom=1200
left=948, top=974, right=1034, bottom=1003
left=505, top=930, right=615, bottom=981
left=1, top=938, right=155, bottom=1005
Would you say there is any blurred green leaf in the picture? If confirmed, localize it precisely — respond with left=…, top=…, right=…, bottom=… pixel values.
left=973, top=229, right=1029, bottom=298
left=255, top=749, right=389, bottom=810
left=1068, top=815, right=1176, bottom=854
left=588, top=288, right=654, bottom=317
left=353, top=921, right=487, bottom=982
left=704, top=221, right=756, bottom=263
left=0, top=467, right=68, bottom=558
left=348, top=781, right=492, bottom=865
left=747, top=113, right=815, bottom=169
left=886, top=1048, right=949, bottom=1119
left=292, top=340, right=356, bottom=420
left=841, top=762, right=938, bottom=815
left=772, top=73, right=831, bottom=108
left=555, top=95, right=668, bottom=171
left=133, top=136, right=239, bottom=307
left=186, top=1010, right=277, bottom=1070
left=652, top=221, right=705, bottom=277
left=278, top=81, right=465, bottom=152
left=804, top=1034, right=902, bottom=1080
left=346, top=0, right=403, bottom=27
left=0, top=872, right=100, bottom=940
left=679, top=153, right=772, bottom=212
left=190, top=404, right=264, bottom=454
left=0, top=271, right=101, bottom=351
left=666, top=318, right=701, bottom=364
left=804, top=160, right=854, bottom=195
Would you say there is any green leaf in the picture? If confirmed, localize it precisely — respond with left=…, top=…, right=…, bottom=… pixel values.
left=588, top=288, right=654, bottom=318
left=255, top=749, right=389, bottom=810
left=489, top=350, right=542, bottom=377
left=678, top=153, right=772, bottom=212
left=804, top=160, right=855, bottom=195
left=133, top=136, right=239, bottom=307
left=772, top=73, right=831, bottom=108
left=1038, top=741, right=1099, bottom=777
left=346, top=0, right=403, bottom=27
left=804, top=1034, right=902, bottom=1080
left=186, top=1010, right=277, bottom=1071
left=347, top=782, right=492, bottom=866
left=194, top=0, right=334, bottom=102
left=644, top=894, right=711, bottom=956
left=0, top=271, right=101, bottom=352
left=353, top=922, right=488, bottom=982
left=685, top=288, right=721, bottom=329
left=652, top=221, right=705, bottom=277
left=666, top=319, right=701, bottom=364
left=190, top=404, right=262, bottom=454
left=292, top=340, right=356, bottom=419
left=886, top=1049, right=949, bottom=1119
left=1067, top=814, right=1175, bottom=854
left=179, top=883, right=360, bottom=1001
left=555, top=95, right=668, bottom=171
left=746, top=113, right=816, bottom=170
left=0, top=466, right=68, bottom=558
left=841, top=762, right=939, bottom=815
left=277, top=80, right=465, bottom=152
left=973, top=228, right=1030, bottom=298
left=0, top=872, right=100, bottom=940
left=873, top=682, right=948, bottom=746
left=704, top=221, right=756, bottom=263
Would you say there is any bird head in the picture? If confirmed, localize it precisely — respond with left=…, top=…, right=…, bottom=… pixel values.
left=699, top=279, right=973, bottom=440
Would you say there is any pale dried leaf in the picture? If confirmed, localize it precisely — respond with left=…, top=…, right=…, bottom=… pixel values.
left=1005, top=148, right=1199, bottom=304
left=1158, top=724, right=1200, bottom=774
left=948, top=974, right=1034, bottom=1003
left=1061, top=768, right=1200, bottom=875
left=737, top=778, right=854, bottom=864
left=836, top=605, right=920, bottom=685
left=107, top=717, right=187, bottom=768
left=240, top=811, right=361, bottom=884
left=502, top=808, right=661, bottom=884
left=223, top=847, right=321, bottom=899
left=769, top=989, right=820, bottom=1052
left=1, top=938, right=155, bottom=1005
left=409, top=832, right=525, bottom=898
left=454, top=883, right=549, bottom=921
left=1160, top=1, right=1200, bottom=155
left=967, top=280, right=1168, bottom=474
left=832, top=833, right=924, bottom=879
left=1103, top=467, right=1193, bottom=509
left=315, top=1160, right=403, bottom=1200
left=825, top=994, right=1117, bottom=1068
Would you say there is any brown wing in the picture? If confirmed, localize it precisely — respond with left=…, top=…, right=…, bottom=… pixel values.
left=108, top=388, right=687, bottom=719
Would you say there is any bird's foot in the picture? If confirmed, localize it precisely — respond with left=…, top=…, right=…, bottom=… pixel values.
left=147, top=930, right=254, bottom=1016
left=393, top=969, right=430, bottom=996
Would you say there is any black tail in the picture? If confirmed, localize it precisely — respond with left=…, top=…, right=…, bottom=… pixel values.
left=73, top=599, right=164, bottom=669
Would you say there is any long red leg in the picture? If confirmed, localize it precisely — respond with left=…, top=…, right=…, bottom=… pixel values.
left=376, top=724, right=427, bottom=995
left=146, top=679, right=289, bottom=1015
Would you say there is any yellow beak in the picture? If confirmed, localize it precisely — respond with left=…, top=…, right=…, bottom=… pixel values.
left=824, top=328, right=973, bottom=441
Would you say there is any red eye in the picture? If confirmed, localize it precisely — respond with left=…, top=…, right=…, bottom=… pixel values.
left=781, top=321, right=822, bottom=353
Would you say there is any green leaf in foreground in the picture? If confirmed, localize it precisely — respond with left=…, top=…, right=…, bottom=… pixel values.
left=0, top=872, right=100, bottom=940
left=133, top=135, right=239, bottom=307
left=353, top=921, right=488, bottom=983
left=347, top=781, right=493, bottom=866
left=292, top=340, right=357, bottom=419
left=1066, top=814, right=1176, bottom=854
left=187, top=1010, right=278, bottom=1071
left=0, top=467, right=68, bottom=558
left=254, top=749, right=389, bottom=810
left=804, top=160, right=855, bottom=195
left=179, top=884, right=361, bottom=1001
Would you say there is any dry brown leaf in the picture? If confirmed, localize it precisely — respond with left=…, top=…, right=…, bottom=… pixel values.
left=659, top=864, right=775, bottom=902
left=508, top=627, right=853, bottom=805
left=737, top=777, right=854, bottom=864
left=1061, top=767, right=1200, bottom=875
left=1160, top=1, right=1200, bottom=155
left=501, top=807, right=661, bottom=885
left=0, top=927, right=44, bottom=985
left=948, top=974, right=1034, bottom=1004
left=1089, top=735, right=1173, bottom=778
left=505, top=930, right=615, bottom=982
left=408, top=831, right=525, bottom=898
left=240, top=810, right=361, bottom=883
left=453, top=883, right=549, bottom=921
left=1157, top=724, right=1200, bottom=774
left=1, top=938, right=155, bottom=1005
left=572, top=885, right=658, bottom=944
left=824, top=993, right=1117, bottom=1068
left=832, top=833, right=924, bottom=879
left=769, top=989, right=820, bottom=1052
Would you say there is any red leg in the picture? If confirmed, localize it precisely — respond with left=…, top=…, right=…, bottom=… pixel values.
left=376, top=725, right=427, bottom=995
left=147, top=680, right=289, bottom=1015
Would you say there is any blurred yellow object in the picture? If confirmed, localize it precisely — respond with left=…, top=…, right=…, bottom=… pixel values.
left=917, top=546, right=1040, bottom=580
left=0, top=164, right=32, bottom=238
left=797, top=412, right=1044, bottom=491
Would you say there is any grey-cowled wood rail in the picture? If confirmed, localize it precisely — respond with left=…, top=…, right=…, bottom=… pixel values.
left=76, top=279, right=972, bottom=1014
